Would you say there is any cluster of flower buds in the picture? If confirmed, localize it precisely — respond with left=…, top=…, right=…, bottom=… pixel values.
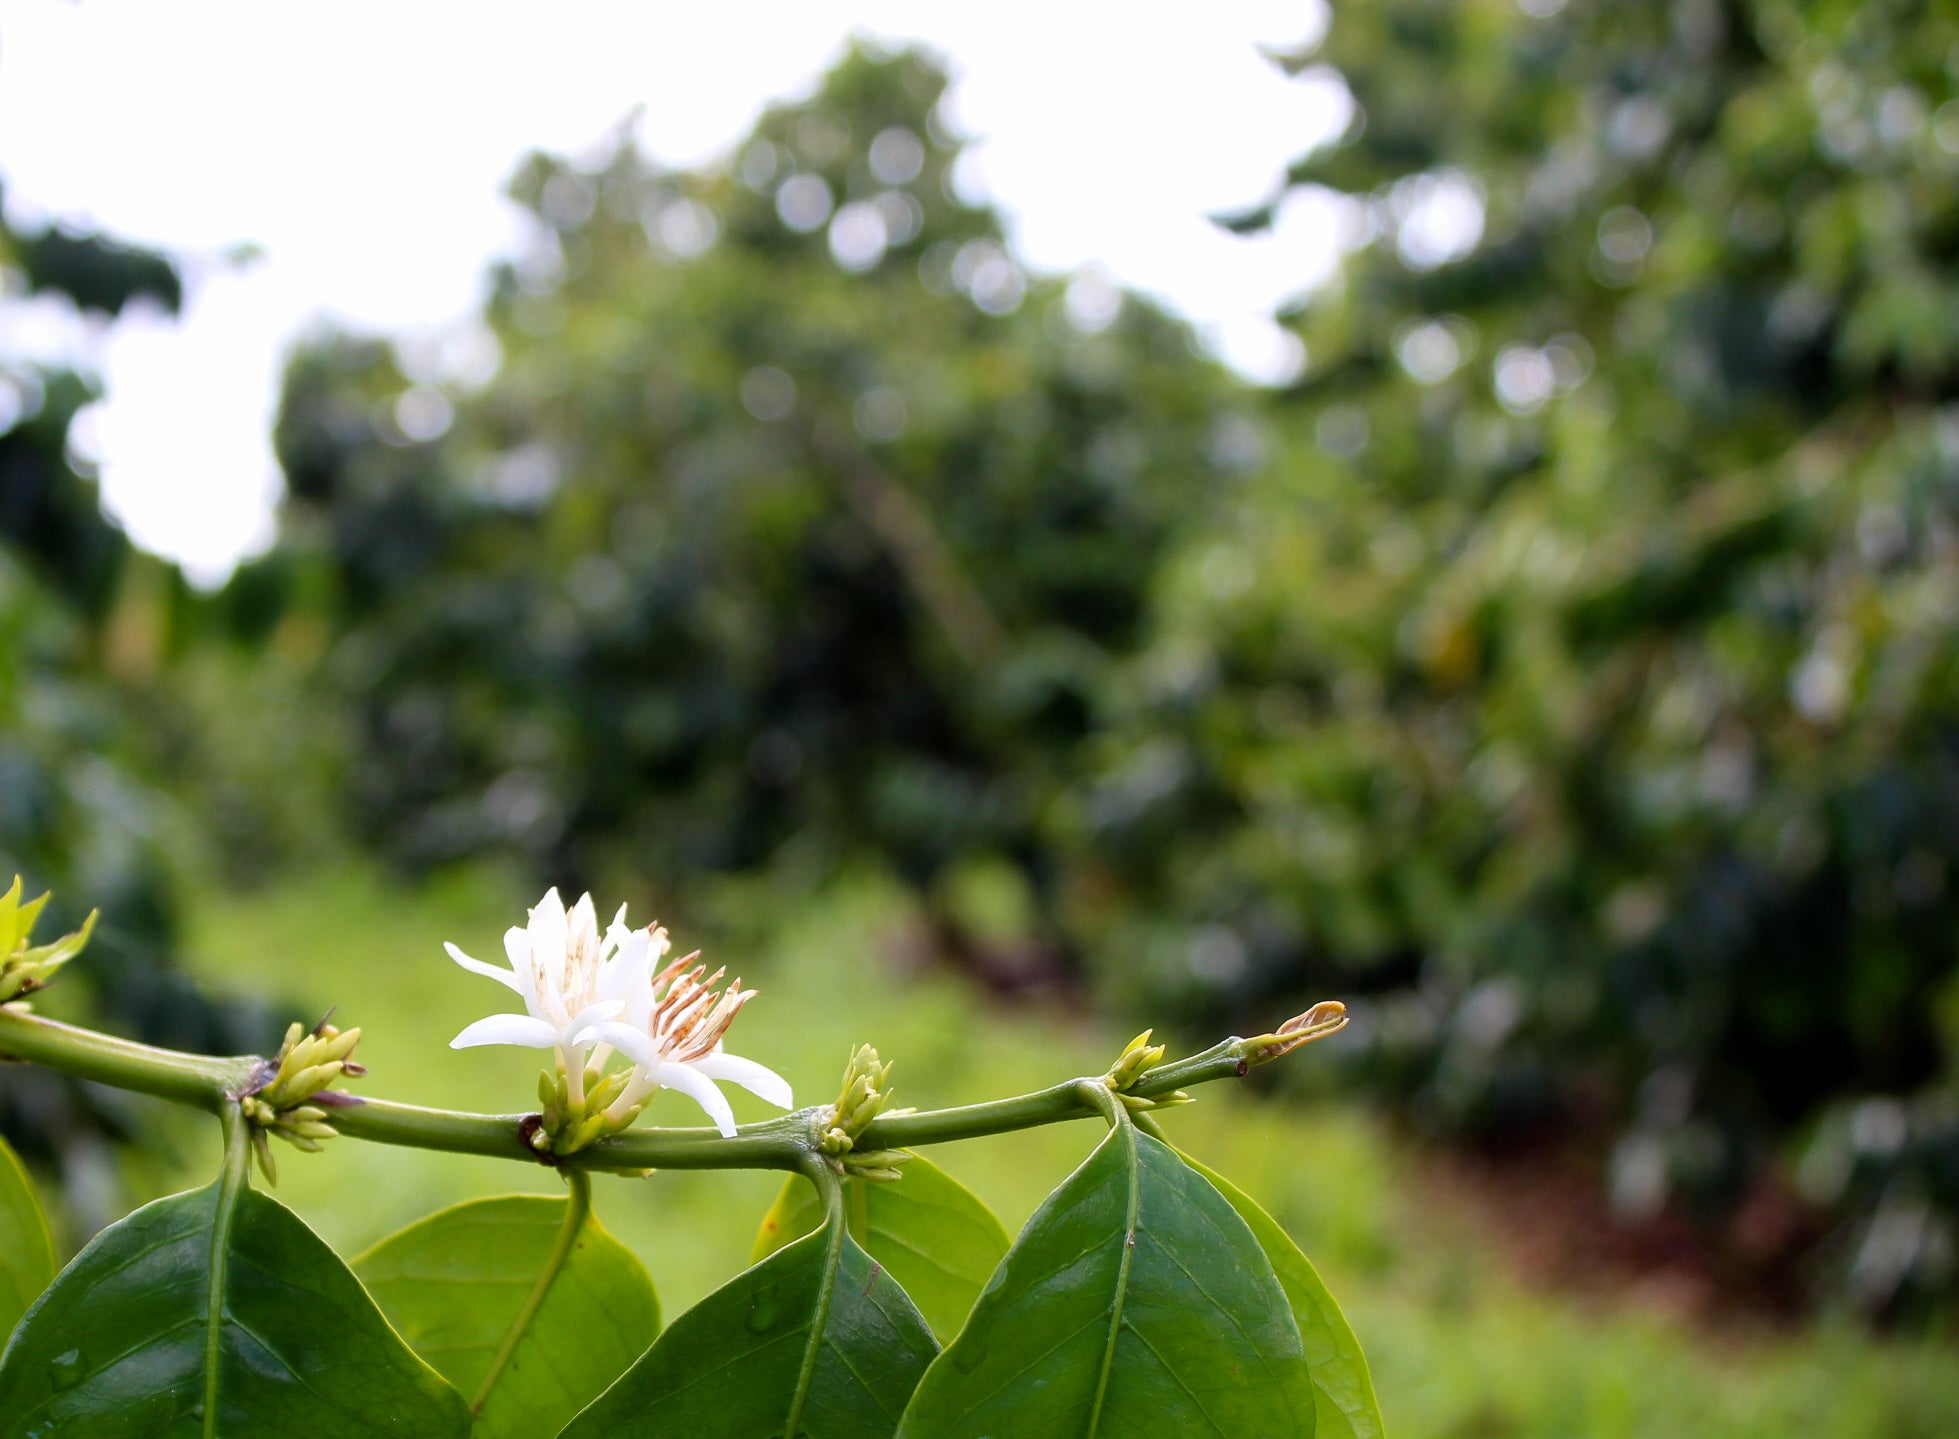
left=1101, top=1028, right=1192, bottom=1113
left=532, top=1060, right=640, bottom=1156
left=1242, top=1001, right=1349, bottom=1065
left=0, top=878, right=96, bottom=1006
left=239, top=1018, right=366, bottom=1182
left=818, top=1044, right=913, bottom=1182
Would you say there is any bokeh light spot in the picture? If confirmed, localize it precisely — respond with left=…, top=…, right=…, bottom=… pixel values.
left=740, top=365, right=796, bottom=422
left=868, top=126, right=926, bottom=186
left=775, top=173, right=834, bottom=233
left=828, top=202, right=889, bottom=272
left=854, top=387, right=907, bottom=442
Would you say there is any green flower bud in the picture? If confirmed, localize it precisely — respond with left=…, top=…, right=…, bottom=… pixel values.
left=1104, top=1029, right=1169, bottom=1093
left=0, top=879, right=97, bottom=1004
left=242, top=1015, right=373, bottom=1178
left=825, top=1043, right=901, bottom=1151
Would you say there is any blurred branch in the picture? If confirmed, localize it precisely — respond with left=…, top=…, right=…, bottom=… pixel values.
left=815, top=435, right=1008, bottom=669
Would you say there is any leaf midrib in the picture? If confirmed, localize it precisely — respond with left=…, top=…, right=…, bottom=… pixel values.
left=782, top=1192, right=848, bottom=1437
left=202, top=1112, right=251, bottom=1439
left=1084, top=1120, right=1138, bottom=1439
left=470, top=1176, right=591, bottom=1416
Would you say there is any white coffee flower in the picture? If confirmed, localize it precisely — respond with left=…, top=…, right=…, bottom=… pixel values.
left=444, top=887, right=790, bottom=1139
left=446, top=888, right=656, bottom=1077
left=579, top=950, right=793, bottom=1138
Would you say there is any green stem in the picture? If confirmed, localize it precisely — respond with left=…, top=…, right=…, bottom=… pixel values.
left=334, top=1097, right=815, bottom=1170
left=1126, top=1037, right=1249, bottom=1096
left=0, top=1008, right=254, bottom=1110
left=1076, top=1078, right=1125, bottom=1132
left=471, top=1169, right=591, bottom=1415
left=852, top=1038, right=1257, bottom=1151
left=856, top=1079, right=1098, bottom=1149
left=0, top=1004, right=1269, bottom=1171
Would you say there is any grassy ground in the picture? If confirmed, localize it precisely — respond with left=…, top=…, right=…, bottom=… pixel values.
left=141, top=865, right=1959, bottom=1439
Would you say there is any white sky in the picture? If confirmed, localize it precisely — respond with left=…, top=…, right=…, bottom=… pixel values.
left=0, top=0, right=1351, bottom=583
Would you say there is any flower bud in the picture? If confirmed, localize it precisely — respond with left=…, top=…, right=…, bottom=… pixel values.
left=824, top=1043, right=901, bottom=1155
left=242, top=1015, right=371, bottom=1177
left=1104, top=1029, right=1169, bottom=1093
left=842, top=1147, right=913, bottom=1181
left=1241, top=1000, right=1349, bottom=1065
left=0, top=878, right=97, bottom=1004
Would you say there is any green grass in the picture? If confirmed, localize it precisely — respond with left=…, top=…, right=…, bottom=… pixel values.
left=145, top=865, right=1959, bottom=1439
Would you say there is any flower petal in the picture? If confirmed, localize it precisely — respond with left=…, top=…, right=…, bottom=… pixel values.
left=444, top=942, right=525, bottom=994
left=603, top=904, right=633, bottom=959
left=529, top=889, right=568, bottom=989
left=449, top=1013, right=560, bottom=1050
left=502, top=926, right=542, bottom=1010
left=579, top=1020, right=662, bottom=1070
left=662, top=1061, right=738, bottom=1137
left=692, top=1051, right=794, bottom=1110
left=568, top=892, right=600, bottom=956
left=565, top=999, right=624, bottom=1038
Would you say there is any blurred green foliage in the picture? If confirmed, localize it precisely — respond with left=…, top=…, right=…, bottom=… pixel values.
left=215, top=22, right=1959, bottom=1316
left=253, top=47, right=1247, bottom=986
left=0, top=197, right=266, bottom=1214
left=1125, top=0, right=1959, bottom=1319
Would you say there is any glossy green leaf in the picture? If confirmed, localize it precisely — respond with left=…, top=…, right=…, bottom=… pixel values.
left=563, top=1225, right=937, bottom=1439
left=1180, top=1153, right=1384, bottom=1439
left=751, top=1155, right=1010, bottom=1342
left=0, top=1136, right=54, bottom=1344
left=353, top=1194, right=659, bottom=1439
left=0, top=1154, right=468, bottom=1437
left=896, top=1122, right=1316, bottom=1438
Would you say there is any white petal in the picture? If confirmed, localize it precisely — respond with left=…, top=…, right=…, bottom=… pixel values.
left=603, top=905, right=633, bottom=958
left=565, top=999, right=624, bottom=1040
left=662, top=1062, right=738, bottom=1137
left=444, top=942, right=524, bottom=994
left=529, top=890, right=568, bottom=989
left=568, top=893, right=600, bottom=954
left=691, top=1051, right=794, bottom=1110
left=579, top=1020, right=662, bottom=1070
left=449, top=1013, right=560, bottom=1050
left=502, top=926, right=530, bottom=967
left=500, top=928, right=543, bottom=1011
left=599, top=930, right=652, bottom=1008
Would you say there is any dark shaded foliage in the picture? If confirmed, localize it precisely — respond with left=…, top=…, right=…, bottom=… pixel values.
left=0, top=199, right=271, bottom=1225
left=1094, top=0, right=1959, bottom=1317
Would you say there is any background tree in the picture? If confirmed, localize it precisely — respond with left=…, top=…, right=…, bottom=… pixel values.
left=1096, top=0, right=1959, bottom=1315
left=254, top=44, right=1250, bottom=988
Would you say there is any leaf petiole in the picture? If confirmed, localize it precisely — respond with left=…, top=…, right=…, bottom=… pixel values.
left=470, top=1168, right=592, bottom=1416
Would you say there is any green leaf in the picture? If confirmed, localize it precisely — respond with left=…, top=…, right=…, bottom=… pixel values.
left=0, top=1133, right=468, bottom=1438
left=353, top=1194, right=659, bottom=1439
left=1179, top=1152, right=1384, bottom=1439
left=562, top=1224, right=938, bottom=1439
left=0, top=1136, right=54, bottom=1345
left=896, top=1121, right=1317, bottom=1438
left=751, top=1155, right=1010, bottom=1342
